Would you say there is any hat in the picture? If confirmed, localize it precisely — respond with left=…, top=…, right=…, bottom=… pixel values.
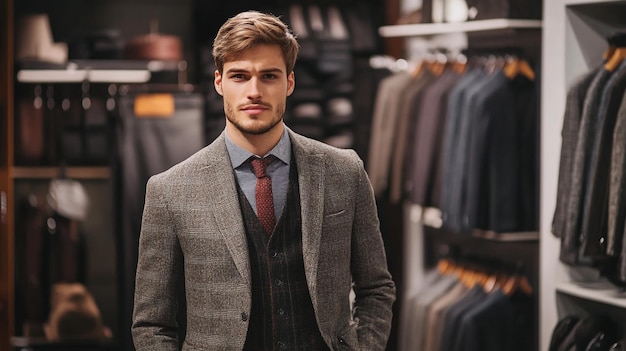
left=44, top=283, right=112, bottom=342
left=15, top=14, right=67, bottom=64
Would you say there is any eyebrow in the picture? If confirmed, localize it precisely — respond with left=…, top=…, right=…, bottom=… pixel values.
left=225, top=67, right=285, bottom=75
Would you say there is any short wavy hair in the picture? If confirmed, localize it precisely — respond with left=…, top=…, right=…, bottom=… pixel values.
left=212, top=11, right=299, bottom=74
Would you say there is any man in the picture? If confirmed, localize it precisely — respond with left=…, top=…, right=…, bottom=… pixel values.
left=131, top=10, right=395, bottom=351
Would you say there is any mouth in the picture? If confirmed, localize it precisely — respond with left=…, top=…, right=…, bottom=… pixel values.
left=241, top=103, right=270, bottom=115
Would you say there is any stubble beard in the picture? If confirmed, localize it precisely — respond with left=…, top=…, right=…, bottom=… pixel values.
left=225, top=101, right=285, bottom=135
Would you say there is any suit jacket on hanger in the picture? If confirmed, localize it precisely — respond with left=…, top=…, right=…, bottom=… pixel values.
left=553, top=70, right=597, bottom=237
left=443, top=71, right=496, bottom=232
left=612, top=94, right=626, bottom=282
left=561, top=68, right=613, bottom=265
left=581, top=60, right=626, bottom=259
left=389, top=70, right=435, bottom=204
left=406, top=69, right=461, bottom=208
left=464, top=71, right=519, bottom=233
left=440, top=69, right=484, bottom=231
left=368, top=72, right=414, bottom=197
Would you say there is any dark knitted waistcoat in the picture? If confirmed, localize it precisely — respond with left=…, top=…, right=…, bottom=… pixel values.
left=237, top=159, right=329, bottom=351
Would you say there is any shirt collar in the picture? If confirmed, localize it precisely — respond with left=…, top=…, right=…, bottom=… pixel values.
left=225, top=126, right=292, bottom=169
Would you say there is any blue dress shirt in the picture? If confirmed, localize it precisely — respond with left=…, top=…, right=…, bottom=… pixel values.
left=225, top=126, right=292, bottom=221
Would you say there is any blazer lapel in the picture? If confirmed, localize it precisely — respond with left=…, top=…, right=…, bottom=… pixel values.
left=201, top=134, right=251, bottom=286
left=290, top=130, right=325, bottom=306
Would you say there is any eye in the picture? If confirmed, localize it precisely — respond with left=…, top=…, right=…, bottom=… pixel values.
left=263, top=73, right=278, bottom=80
left=230, top=74, right=247, bottom=80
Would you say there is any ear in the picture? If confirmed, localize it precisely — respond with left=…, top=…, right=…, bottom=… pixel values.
left=214, top=70, right=224, bottom=96
left=287, top=71, right=295, bottom=96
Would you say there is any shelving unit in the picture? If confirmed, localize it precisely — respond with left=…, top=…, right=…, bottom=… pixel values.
left=379, top=15, right=543, bottom=349
left=540, top=0, right=626, bottom=349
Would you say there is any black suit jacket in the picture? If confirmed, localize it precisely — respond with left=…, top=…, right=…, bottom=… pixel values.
left=553, top=68, right=598, bottom=239
left=581, top=60, right=626, bottom=259
left=464, top=71, right=519, bottom=232
left=561, top=68, right=612, bottom=265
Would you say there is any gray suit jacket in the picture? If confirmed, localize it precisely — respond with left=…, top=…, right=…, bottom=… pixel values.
left=132, top=128, right=396, bottom=351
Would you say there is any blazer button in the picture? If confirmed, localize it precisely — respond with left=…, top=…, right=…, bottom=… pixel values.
left=241, top=312, right=248, bottom=321
left=338, top=336, right=345, bottom=344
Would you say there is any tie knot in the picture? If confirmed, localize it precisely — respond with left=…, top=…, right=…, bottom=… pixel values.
left=250, top=156, right=273, bottom=178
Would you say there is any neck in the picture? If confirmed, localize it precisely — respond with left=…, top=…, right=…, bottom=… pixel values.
left=226, top=123, right=284, bottom=156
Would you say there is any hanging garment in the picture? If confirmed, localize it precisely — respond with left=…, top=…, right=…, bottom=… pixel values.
left=553, top=69, right=599, bottom=240
left=405, top=69, right=462, bottom=208
left=115, top=91, right=205, bottom=350
left=389, top=70, right=436, bottom=204
left=560, top=67, right=613, bottom=265
left=367, top=72, right=414, bottom=197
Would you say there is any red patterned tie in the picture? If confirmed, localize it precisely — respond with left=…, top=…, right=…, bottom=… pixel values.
left=250, top=157, right=276, bottom=234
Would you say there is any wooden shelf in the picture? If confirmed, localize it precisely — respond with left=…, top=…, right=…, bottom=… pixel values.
left=11, top=167, right=110, bottom=179
left=556, top=281, right=626, bottom=309
left=378, top=18, right=542, bottom=38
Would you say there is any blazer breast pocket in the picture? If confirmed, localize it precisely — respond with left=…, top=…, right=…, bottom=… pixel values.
left=323, top=209, right=351, bottom=240
left=325, top=209, right=346, bottom=218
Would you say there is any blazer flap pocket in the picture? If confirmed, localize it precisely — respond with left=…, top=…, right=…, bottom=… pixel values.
left=334, top=321, right=360, bottom=350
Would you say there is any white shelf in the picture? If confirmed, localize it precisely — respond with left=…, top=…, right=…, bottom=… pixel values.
left=15, top=59, right=185, bottom=84
left=556, top=281, right=626, bottom=309
left=564, top=0, right=626, bottom=5
left=378, top=18, right=542, bottom=38
left=418, top=205, right=539, bottom=241
left=16, top=69, right=151, bottom=83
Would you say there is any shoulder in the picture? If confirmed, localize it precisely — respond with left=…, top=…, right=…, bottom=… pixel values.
left=289, top=130, right=362, bottom=166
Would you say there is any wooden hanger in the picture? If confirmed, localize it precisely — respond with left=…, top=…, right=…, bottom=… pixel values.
left=428, top=60, right=446, bottom=76
left=502, top=274, right=533, bottom=296
left=452, top=60, right=467, bottom=74
left=503, top=57, right=535, bottom=81
left=460, top=267, right=476, bottom=288
left=124, top=83, right=196, bottom=118
left=605, top=47, right=626, bottom=72
left=437, top=258, right=455, bottom=275
left=604, top=32, right=626, bottom=64
left=451, top=54, right=468, bottom=74
left=411, top=59, right=426, bottom=78
left=603, top=45, right=616, bottom=62
left=483, top=272, right=499, bottom=294
left=428, top=53, right=447, bottom=76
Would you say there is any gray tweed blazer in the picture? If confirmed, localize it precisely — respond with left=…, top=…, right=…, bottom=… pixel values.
left=131, top=127, right=396, bottom=351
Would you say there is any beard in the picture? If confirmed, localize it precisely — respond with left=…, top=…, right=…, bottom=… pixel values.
left=224, top=100, right=285, bottom=135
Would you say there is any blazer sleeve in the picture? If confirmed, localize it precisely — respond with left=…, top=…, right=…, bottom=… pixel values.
left=131, top=174, right=183, bottom=351
left=350, top=151, right=397, bottom=350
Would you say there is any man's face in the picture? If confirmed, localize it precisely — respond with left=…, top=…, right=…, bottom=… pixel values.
left=214, top=44, right=295, bottom=136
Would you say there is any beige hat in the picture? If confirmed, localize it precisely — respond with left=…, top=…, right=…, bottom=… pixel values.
left=15, top=14, right=67, bottom=64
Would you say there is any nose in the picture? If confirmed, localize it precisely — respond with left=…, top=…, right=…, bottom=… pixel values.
left=246, top=78, right=262, bottom=100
